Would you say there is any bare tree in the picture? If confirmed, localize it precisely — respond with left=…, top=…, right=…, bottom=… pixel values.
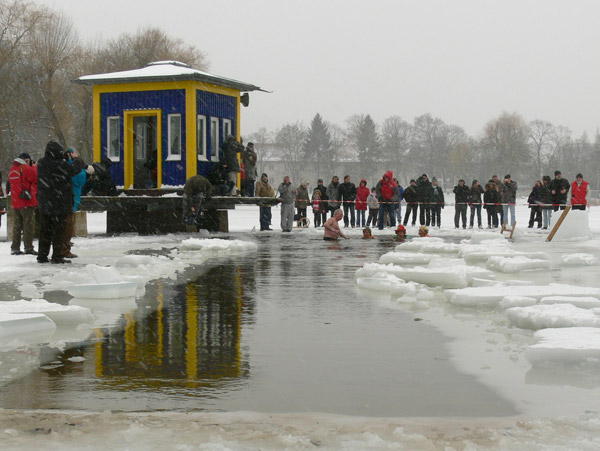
left=27, top=9, right=81, bottom=148
left=380, top=115, right=412, bottom=181
left=528, top=119, right=554, bottom=179
left=275, top=122, right=306, bottom=184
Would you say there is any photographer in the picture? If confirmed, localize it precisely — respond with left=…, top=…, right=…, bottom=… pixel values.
left=7, top=153, right=38, bottom=255
left=182, top=174, right=213, bottom=231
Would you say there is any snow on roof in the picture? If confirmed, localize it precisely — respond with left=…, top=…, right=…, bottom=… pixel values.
left=74, top=61, right=265, bottom=92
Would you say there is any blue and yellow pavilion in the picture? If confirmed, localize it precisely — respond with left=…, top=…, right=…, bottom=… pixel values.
left=75, top=61, right=263, bottom=189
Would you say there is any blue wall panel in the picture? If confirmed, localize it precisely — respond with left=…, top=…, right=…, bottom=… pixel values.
left=100, top=89, right=186, bottom=186
left=196, top=91, right=237, bottom=161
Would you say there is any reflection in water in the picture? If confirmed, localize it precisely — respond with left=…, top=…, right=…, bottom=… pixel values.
left=93, top=264, right=254, bottom=390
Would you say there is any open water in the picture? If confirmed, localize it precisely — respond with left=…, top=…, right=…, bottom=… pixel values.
left=0, top=232, right=516, bottom=417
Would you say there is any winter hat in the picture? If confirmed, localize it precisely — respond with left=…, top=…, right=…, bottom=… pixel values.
left=576, top=173, right=583, bottom=178
left=17, top=152, right=31, bottom=160
left=422, top=173, right=427, bottom=178
left=410, top=179, right=416, bottom=184
left=395, top=224, right=406, bottom=234
left=472, top=179, right=478, bottom=185
left=317, top=178, right=323, bottom=183
left=542, top=175, right=551, bottom=182
left=504, top=174, right=511, bottom=179
left=554, top=170, right=561, bottom=176
left=261, top=173, right=268, bottom=178
left=301, top=179, right=309, bottom=186
left=432, top=177, right=437, bottom=182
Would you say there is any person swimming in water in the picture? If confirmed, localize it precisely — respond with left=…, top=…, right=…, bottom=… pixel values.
left=418, top=225, right=430, bottom=237
left=395, top=224, right=407, bottom=242
left=362, top=227, right=376, bottom=239
left=323, top=208, right=348, bottom=240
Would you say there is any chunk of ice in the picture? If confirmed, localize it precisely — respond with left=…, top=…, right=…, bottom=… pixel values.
left=0, top=299, right=93, bottom=327
left=526, top=328, right=600, bottom=363
left=540, top=296, right=600, bottom=309
left=506, top=304, right=600, bottom=330
left=445, top=284, right=600, bottom=308
left=560, top=253, right=598, bottom=266
left=68, top=282, right=138, bottom=299
left=378, top=252, right=433, bottom=266
left=486, top=256, right=551, bottom=273
left=0, top=312, right=57, bottom=347
left=499, top=296, right=538, bottom=309
left=550, top=210, right=592, bottom=241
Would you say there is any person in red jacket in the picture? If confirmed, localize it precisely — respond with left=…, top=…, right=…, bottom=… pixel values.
left=570, top=173, right=589, bottom=210
left=7, top=153, right=38, bottom=255
left=355, top=178, right=370, bottom=227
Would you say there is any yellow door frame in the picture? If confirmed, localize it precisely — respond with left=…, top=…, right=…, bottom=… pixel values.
left=123, top=109, right=162, bottom=189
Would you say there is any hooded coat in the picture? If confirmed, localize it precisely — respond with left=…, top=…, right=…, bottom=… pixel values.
left=37, top=141, right=84, bottom=216
left=8, top=158, right=38, bottom=209
left=375, top=171, right=398, bottom=202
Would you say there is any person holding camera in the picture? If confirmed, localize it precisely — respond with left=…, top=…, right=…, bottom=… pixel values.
left=7, top=152, right=38, bottom=255
left=37, top=141, right=85, bottom=264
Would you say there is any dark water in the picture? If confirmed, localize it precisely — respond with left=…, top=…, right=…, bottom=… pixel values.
left=0, top=233, right=516, bottom=416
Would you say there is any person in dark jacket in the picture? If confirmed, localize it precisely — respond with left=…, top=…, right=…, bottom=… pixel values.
left=222, top=135, right=242, bottom=195
left=82, top=158, right=117, bottom=196
left=527, top=180, right=542, bottom=228
left=376, top=170, right=399, bottom=229
left=241, top=142, right=257, bottom=197
left=550, top=170, right=569, bottom=211
left=416, top=174, right=433, bottom=226
left=430, top=177, right=445, bottom=228
left=182, top=174, right=213, bottom=231
left=468, top=179, right=484, bottom=229
left=313, top=179, right=328, bottom=227
left=402, top=179, right=418, bottom=226
left=36, top=141, right=85, bottom=264
left=393, top=177, right=404, bottom=224
left=499, top=174, right=517, bottom=227
left=483, top=182, right=500, bottom=228
left=326, top=176, right=341, bottom=216
left=540, top=175, right=553, bottom=229
left=338, top=175, right=357, bottom=227
left=207, top=161, right=233, bottom=195
left=8, top=153, right=38, bottom=255
left=453, top=179, right=469, bottom=229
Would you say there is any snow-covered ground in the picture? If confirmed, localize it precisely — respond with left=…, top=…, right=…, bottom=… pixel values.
left=1, top=200, right=600, bottom=449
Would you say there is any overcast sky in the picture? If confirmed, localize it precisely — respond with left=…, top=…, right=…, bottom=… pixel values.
left=37, top=0, right=600, bottom=139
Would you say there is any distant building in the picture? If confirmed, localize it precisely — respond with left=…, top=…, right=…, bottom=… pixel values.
left=74, top=61, right=264, bottom=189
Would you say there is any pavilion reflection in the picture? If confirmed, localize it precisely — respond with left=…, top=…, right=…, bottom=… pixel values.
left=92, top=261, right=256, bottom=390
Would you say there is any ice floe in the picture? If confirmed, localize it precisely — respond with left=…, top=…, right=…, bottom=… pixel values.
left=445, top=284, right=600, bottom=308
left=0, top=312, right=56, bottom=348
left=560, top=253, right=598, bottom=266
left=539, top=296, right=600, bottom=309
left=486, top=256, right=552, bottom=273
left=526, top=328, right=600, bottom=364
left=0, top=299, right=93, bottom=327
left=506, top=304, right=600, bottom=330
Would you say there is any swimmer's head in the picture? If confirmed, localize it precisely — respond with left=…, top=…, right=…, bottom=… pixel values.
left=363, top=227, right=372, bottom=237
left=418, top=225, right=429, bottom=236
left=395, top=224, right=406, bottom=236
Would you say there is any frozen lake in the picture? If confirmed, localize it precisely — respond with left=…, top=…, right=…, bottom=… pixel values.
left=1, top=203, right=600, bottom=448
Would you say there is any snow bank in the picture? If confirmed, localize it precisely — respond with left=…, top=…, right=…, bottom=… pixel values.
left=0, top=299, right=93, bottom=327
left=445, top=283, right=600, bottom=308
left=526, top=328, right=600, bottom=364
left=486, top=256, right=552, bottom=273
left=560, top=253, right=598, bottom=266
left=506, top=304, right=600, bottom=330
